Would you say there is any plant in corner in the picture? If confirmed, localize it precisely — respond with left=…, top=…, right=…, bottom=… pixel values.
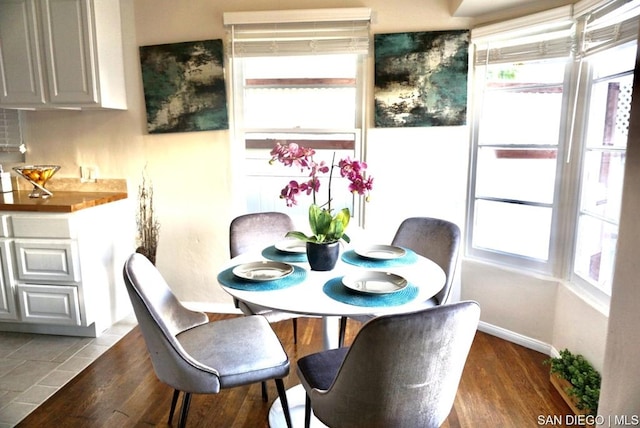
left=269, top=142, right=373, bottom=270
left=544, top=348, right=601, bottom=417
left=135, top=169, right=160, bottom=265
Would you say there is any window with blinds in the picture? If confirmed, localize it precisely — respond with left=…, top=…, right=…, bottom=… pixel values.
left=0, top=108, right=26, bottom=162
left=571, top=0, right=639, bottom=295
left=467, top=0, right=639, bottom=303
left=224, top=8, right=371, bottom=222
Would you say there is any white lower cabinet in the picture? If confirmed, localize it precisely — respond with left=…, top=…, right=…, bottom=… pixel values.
left=0, top=200, right=134, bottom=336
left=13, top=239, right=80, bottom=283
left=17, top=283, right=81, bottom=326
left=14, top=239, right=81, bottom=325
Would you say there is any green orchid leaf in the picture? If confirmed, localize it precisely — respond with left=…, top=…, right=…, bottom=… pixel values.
left=308, top=204, right=331, bottom=237
left=316, top=208, right=334, bottom=234
left=285, top=231, right=312, bottom=242
left=308, top=204, right=319, bottom=236
left=335, top=208, right=350, bottom=230
left=299, top=204, right=354, bottom=244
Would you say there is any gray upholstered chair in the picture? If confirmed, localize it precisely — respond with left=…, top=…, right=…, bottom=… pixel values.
left=298, top=301, right=480, bottom=428
left=123, top=253, right=293, bottom=428
left=391, top=216, right=461, bottom=305
left=230, top=212, right=301, bottom=343
left=339, top=217, right=461, bottom=346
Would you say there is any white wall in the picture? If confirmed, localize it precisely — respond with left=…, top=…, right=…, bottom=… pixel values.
left=461, top=260, right=558, bottom=346
left=14, top=0, right=621, bottom=383
left=552, top=284, right=609, bottom=372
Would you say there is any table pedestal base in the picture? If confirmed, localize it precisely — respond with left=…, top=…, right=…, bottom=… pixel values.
left=322, top=316, right=341, bottom=349
left=269, top=384, right=328, bottom=428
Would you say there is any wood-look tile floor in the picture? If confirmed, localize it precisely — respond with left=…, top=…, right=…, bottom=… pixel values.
left=15, top=313, right=576, bottom=427
left=0, top=315, right=137, bottom=428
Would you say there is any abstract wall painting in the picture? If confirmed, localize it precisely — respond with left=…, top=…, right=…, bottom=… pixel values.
left=374, top=30, right=469, bottom=128
left=139, top=39, right=228, bottom=134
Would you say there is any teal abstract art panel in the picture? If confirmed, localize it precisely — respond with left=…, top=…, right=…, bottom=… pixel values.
left=139, top=39, right=228, bottom=133
left=374, top=30, right=469, bottom=128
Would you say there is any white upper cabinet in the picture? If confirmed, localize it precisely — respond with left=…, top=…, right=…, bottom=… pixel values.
left=0, top=0, right=126, bottom=109
left=0, top=0, right=45, bottom=105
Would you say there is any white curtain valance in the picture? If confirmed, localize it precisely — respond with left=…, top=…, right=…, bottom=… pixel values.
left=224, top=8, right=371, bottom=57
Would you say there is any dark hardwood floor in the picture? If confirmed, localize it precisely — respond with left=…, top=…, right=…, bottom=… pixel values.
left=18, top=314, right=573, bottom=427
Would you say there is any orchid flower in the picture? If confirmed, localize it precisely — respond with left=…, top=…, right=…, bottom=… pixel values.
left=270, top=142, right=374, bottom=243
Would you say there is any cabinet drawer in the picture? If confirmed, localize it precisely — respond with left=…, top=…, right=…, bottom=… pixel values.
left=13, top=239, right=80, bottom=283
left=11, top=216, right=75, bottom=239
left=17, top=284, right=81, bottom=326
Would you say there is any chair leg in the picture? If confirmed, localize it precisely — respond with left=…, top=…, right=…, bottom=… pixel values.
left=292, top=318, right=298, bottom=344
left=178, top=392, right=192, bottom=428
left=339, top=316, right=347, bottom=347
left=275, top=378, right=293, bottom=428
left=304, top=393, right=311, bottom=428
left=168, top=389, right=180, bottom=424
left=261, top=381, right=268, bottom=402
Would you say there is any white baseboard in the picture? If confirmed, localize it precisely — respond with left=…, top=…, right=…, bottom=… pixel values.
left=478, top=320, right=553, bottom=356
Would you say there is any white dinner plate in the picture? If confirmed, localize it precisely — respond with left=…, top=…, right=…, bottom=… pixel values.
left=342, top=271, right=408, bottom=294
left=275, top=239, right=307, bottom=254
left=354, top=244, right=406, bottom=260
left=232, top=261, right=294, bottom=281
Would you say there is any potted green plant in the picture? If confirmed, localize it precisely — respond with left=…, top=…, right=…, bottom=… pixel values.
left=545, top=349, right=601, bottom=418
left=135, top=170, right=160, bottom=265
left=269, top=142, right=373, bottom=270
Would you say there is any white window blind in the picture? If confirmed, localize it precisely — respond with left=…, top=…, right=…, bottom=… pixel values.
left=473, top=5, right=574, bottom=65
left=224, top=8, right=371, bottom=56
left=473, top=0, right=640, bottom=64
left=0, top=108, right=25, bottom=162
left=578, top=0, right=640, bottom=57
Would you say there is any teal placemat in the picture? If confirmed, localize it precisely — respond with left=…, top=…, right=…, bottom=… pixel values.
left=323, top=276, right=418, bottom=307
left=218, top=264, right=307, bottom=291
left=262, top=245, right=307, bottom=263
left=341, top=248, right=418, bottom=268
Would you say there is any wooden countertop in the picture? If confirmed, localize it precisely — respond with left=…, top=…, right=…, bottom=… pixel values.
left=0, top=191, right=128, bottom=213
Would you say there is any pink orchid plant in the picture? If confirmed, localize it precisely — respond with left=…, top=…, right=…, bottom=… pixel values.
left=269, top=142, right=373, bottom=243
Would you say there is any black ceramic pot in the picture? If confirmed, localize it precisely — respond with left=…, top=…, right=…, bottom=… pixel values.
left=306, top=241, right=340, bottom=271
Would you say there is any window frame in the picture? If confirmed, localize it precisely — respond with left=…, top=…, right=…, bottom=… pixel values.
left=230, top=53, right=368, bottom=222
left=565, top=41, right=637, bottom=301
left=466, top=58, right=574, bottom=276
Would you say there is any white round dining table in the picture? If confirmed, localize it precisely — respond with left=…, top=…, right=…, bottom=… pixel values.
left=218, top=245, right=445, bottom=346
left=216, top=242, right=446, bottom=428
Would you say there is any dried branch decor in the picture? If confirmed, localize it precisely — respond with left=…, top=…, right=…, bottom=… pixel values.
left=136, top=170, right=160, bottom=265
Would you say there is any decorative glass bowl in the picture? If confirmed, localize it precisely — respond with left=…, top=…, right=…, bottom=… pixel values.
left=13, top=165, right=61, bottom=198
